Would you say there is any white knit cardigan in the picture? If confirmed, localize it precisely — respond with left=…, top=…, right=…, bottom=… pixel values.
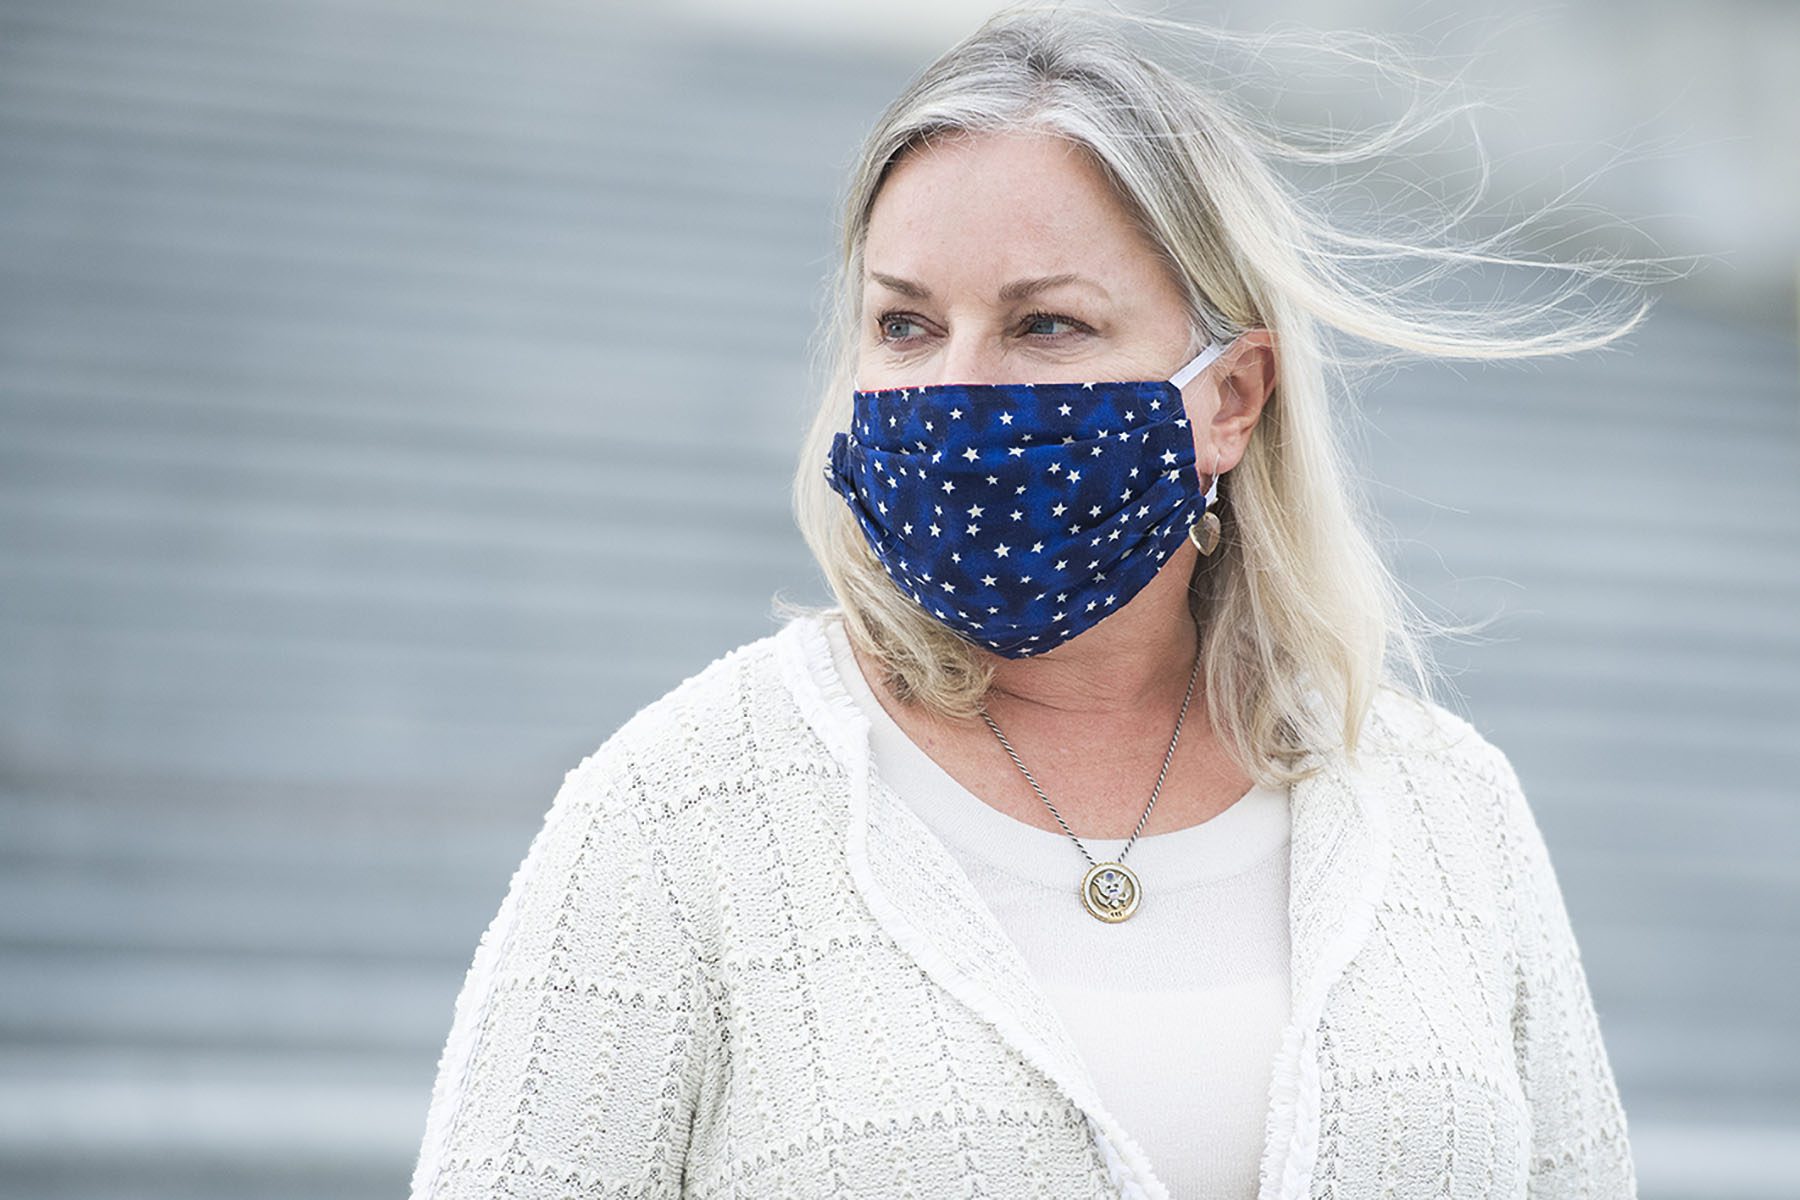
left=409, top=611, right=1636, bottom=1199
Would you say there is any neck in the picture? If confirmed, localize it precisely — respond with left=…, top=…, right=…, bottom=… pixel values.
left=977, top=551, right=1201, bottom=725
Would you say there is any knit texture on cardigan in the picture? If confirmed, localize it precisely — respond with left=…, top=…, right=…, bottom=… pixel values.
left=409, top=612, right=1636, bottom=1199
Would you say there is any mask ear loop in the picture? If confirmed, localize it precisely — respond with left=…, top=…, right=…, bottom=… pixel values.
left=1168, top=338, right=1231, bottom=389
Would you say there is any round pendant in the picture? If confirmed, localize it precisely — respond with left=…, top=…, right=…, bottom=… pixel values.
left=1081, top=861, right=1143, bottom=923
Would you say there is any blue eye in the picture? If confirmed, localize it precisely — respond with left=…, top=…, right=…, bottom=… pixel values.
left=879, top=313, right=925, bottom=343
left=877, top=311, right=1087, bottom=344
left=1022, top=312, right=1085, bottom=338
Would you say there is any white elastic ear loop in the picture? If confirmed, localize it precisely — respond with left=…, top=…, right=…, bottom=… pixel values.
left=1168, top=337, right=1234, bottom=389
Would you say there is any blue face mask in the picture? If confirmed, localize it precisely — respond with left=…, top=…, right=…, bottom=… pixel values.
left=825, top=340, right=1232, bottom=658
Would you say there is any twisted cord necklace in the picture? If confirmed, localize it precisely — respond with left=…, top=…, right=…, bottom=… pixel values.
left=977, top=647, right=1202, bottom=923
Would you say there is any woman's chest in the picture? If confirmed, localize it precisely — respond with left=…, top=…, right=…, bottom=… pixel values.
left=685, top=928, right=1118, bottom=1198
left=685, top=881, right=1533, bottom=1200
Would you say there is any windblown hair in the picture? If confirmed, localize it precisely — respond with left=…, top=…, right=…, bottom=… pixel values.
left=782, top=4, right=1668, bottom=784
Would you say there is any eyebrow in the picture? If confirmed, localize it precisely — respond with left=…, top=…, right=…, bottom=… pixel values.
left=867, top=271, right=1111, bottom=304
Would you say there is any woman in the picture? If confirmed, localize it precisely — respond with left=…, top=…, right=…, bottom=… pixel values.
left=410, top=9, right=1644, bottom=1199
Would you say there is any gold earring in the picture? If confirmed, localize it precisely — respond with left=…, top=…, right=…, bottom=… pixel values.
left=1188, top=449, right=1223, bottom=556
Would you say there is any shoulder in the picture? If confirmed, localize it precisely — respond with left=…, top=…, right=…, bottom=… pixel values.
left=1357, top=685, right=1541, bottom=882
left=1363, top=683, right=1523, bottom=797
left=547, top=615, right=849, bottom=859
left=553, top=617, right=826, bottom=847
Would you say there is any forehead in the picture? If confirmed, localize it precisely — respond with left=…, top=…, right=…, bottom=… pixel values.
left=862, top=128, right=1161, bottom=291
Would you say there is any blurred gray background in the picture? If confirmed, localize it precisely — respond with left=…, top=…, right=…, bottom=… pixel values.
left=0, top=0, right=1795, bottom=1197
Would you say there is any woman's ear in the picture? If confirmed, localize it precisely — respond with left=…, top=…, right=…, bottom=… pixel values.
left=1210, top=328, right=1278, bottom=471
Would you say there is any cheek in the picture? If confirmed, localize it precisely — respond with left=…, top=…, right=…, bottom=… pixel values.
left=1178, top=387, right=1208, bottom=482
left=852, top=323, right=889, bottom=389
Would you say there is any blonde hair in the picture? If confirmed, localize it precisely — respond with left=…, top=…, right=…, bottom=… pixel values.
left=780, top=4, right=1673, bottom=784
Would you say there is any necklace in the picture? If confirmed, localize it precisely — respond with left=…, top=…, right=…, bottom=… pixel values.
left=977, top=647, right=1202, bottom=923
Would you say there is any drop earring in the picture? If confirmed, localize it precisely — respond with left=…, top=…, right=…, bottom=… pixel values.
left=1188, top=447, right=1224, bottom=556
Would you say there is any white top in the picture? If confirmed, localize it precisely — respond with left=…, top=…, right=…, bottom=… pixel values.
left=825, top=614, right=1293, bottom=1200
left=409, top=610, right=1639, bottom=1200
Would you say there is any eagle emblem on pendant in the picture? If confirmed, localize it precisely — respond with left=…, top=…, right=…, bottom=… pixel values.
left=1081, top=861, right=1143, bottom=923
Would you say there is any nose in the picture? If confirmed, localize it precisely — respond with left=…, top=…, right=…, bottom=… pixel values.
left=934, top=335, right=1013, bottom=388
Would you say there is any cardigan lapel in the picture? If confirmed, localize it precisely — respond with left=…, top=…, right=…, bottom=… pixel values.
left=775, top=614, right=1391, bottom=1200
left=1255, top=725, right=1392, bottom=1200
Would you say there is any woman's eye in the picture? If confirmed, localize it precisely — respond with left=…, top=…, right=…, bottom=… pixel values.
left=878, top=314, right=925, bottom=343
left=876, top=311, right=1085, bottom=344
left=1022, top=312, right=1083, bottom=338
